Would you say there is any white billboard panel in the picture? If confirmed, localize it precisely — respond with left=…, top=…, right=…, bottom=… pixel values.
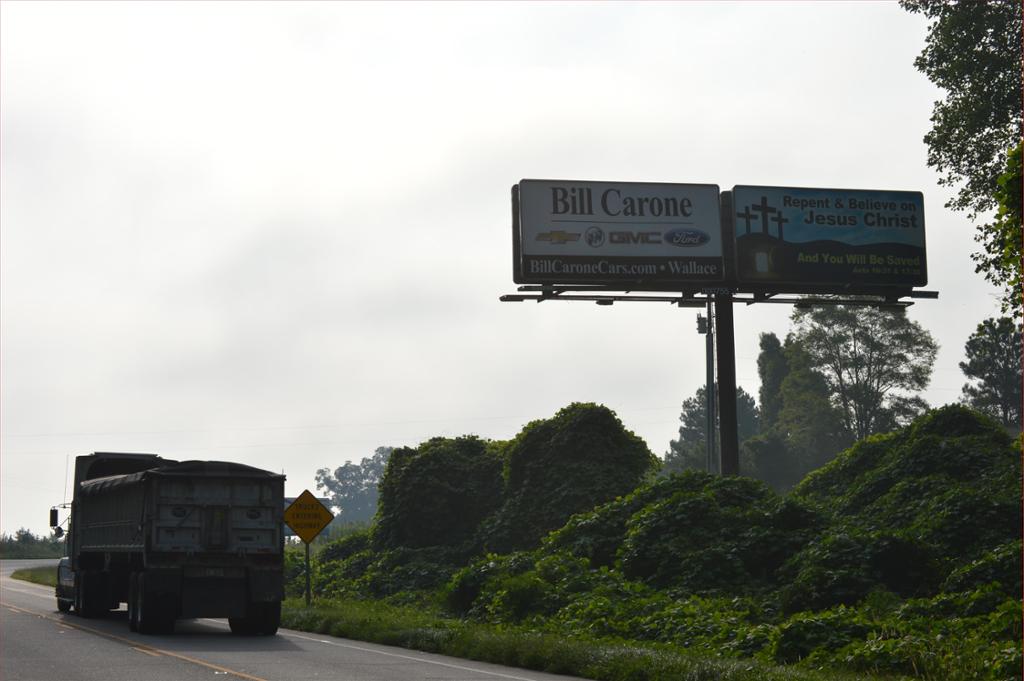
left=514, top=179, right=723, bottom=286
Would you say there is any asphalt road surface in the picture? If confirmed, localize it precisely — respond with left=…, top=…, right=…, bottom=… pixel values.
left=1, top=560, right=587, bottom=681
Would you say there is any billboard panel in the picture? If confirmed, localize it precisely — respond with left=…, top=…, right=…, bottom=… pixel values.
left=732, top=185, right=926, bottom=289
left=515, top=179, right=723, bottom=286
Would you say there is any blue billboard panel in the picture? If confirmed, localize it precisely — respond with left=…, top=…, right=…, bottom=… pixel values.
left=732, top=186, right=926, bottom=289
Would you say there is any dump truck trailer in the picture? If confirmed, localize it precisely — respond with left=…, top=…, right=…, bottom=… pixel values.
left=53, top=452, right=285, bottom=635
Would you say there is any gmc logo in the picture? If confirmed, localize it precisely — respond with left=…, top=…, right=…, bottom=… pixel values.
left=610, top=231, right=661, bottom=244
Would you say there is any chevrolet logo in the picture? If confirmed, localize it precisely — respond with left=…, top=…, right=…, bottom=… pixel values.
left=536, top=231, right=581, bottom=245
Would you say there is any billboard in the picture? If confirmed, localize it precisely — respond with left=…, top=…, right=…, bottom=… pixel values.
left=514, top=179, right=723, bottom=286
left=732, top=185, right=927, bottom=289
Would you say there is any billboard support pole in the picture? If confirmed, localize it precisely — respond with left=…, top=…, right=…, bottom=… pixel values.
left=714, top=294, right=739, bottom=476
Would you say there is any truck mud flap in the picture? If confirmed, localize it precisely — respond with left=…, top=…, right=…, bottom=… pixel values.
left=143, top=569, right=182, bottom=619
left=179, top=567, right=246, bottom=619
left=247, top=567, right=284, bottom=602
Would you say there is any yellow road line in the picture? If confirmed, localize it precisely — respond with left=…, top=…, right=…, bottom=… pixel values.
left=0, top=602, right=270, bottom=681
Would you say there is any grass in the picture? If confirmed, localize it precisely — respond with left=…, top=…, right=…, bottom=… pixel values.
left=281, top=597, right=907, bottom=681
left=10, top=566, right=57, bottom=587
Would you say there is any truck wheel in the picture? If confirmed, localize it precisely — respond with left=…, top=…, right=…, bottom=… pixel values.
left=57, top=598, right=72, bottom=613
left=229, top=602, right=279, bottom=636
left=228, top=615, right=257, bottom=635
left=135, top=574, right=173, bottom=635
left=257, top=601, right=281, bottom=636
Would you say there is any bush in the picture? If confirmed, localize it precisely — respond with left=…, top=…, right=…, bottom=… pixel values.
left=284, top=544, right=310, bottom=597
left=481, top=403, right=658, bottom=554
left=356, top=547, right=463, bottom=597
left=443, top=552, right=544, bottom=617
left=481, top=571, right=552, bottom=622
left=444, top=558, right=497, bottom=615
left=374, top=436, right=503, bottom=551
left=778, top=529, right=938, bottom=613
left=767, top=607, right=870, bottom=664
left=618, top=473, right=821, bottom=592
left=318, top=529, right=371, bottom=563
left=543, top=474, right=708, bottom=567
left=793, top=405, right=1021, bottom=583
left=298, top=405, right=1021, bottom=681
left=790, top=591, right=1023, bottom=679
left=941, top=540, right=1023, bottom=598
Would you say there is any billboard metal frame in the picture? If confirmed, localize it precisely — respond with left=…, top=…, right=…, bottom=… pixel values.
left=500, top=286, right=937, bottom=307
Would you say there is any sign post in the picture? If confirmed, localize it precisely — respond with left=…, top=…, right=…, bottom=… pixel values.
left=283, top=490, right=335, bottom=607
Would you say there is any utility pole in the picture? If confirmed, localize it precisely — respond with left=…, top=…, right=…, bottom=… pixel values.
left=697, top=306, right=717, bottom=474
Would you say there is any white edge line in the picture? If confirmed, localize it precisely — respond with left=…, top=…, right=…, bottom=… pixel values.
left=4, top=577, right=560, bottom=681
left=282, top=630, right=551, bottom=681
left=199, top=618, right=554, bottom=681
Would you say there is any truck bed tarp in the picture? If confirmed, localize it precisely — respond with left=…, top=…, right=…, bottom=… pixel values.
left=79, top=460, right=284, bottom=497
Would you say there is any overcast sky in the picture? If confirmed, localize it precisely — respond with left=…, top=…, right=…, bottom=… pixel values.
left=1, top=2, right=1004, bottom=536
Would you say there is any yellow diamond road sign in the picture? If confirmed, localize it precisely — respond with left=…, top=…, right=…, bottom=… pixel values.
left=284, top=489, right=334, bottom=544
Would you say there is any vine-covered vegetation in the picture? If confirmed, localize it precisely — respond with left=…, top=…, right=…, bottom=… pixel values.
left=286, top=403, right=1021, bottom=680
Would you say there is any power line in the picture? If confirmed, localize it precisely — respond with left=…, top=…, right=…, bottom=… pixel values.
left=1, top=405, right=684, bottom=440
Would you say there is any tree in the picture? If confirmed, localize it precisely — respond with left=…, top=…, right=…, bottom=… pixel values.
left=315, top=446, right=392, bottom=524
left=900, top=0, right=1022, bottom=218
left=745, top=337, right=851, bottom=491
left=773, top=341, right=853, bottom=470
left=973, top=142, right=1023, bottom=318
left=663, top=385, right=759, bottom=475
left=960, top=317, right=1022, bottom=430
left=900, top=1, right=1022, bottom=315
left=741, top=432, right=800, bottom=493
left=482, top=403, right=657, bottom=553
left=756, top=332, right=789, bottom=430
left=0, top=529, right=64, bottom=559
left=789, top=303, right=938, bottom=441
left=373, top=436, right=503, bottom=550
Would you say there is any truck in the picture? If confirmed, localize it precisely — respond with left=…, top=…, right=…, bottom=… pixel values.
left=51, top=452, right=285, bottom=635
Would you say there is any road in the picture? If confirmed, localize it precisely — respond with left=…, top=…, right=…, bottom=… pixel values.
left=1, top=560, right=586, bottom=681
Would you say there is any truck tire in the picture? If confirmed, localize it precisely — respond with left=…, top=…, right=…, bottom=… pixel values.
left=257, top=601, right=281, bottom=636
left=135, top=574, right=174, bottom=635
left=229, top=601, right=280, bottom=636
left=228, top=613, right=257, bottom=635
left=57, top=598, right=72, bottom=613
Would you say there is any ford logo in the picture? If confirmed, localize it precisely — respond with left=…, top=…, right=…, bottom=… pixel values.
left=665, top=229, right=710, bottom=247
